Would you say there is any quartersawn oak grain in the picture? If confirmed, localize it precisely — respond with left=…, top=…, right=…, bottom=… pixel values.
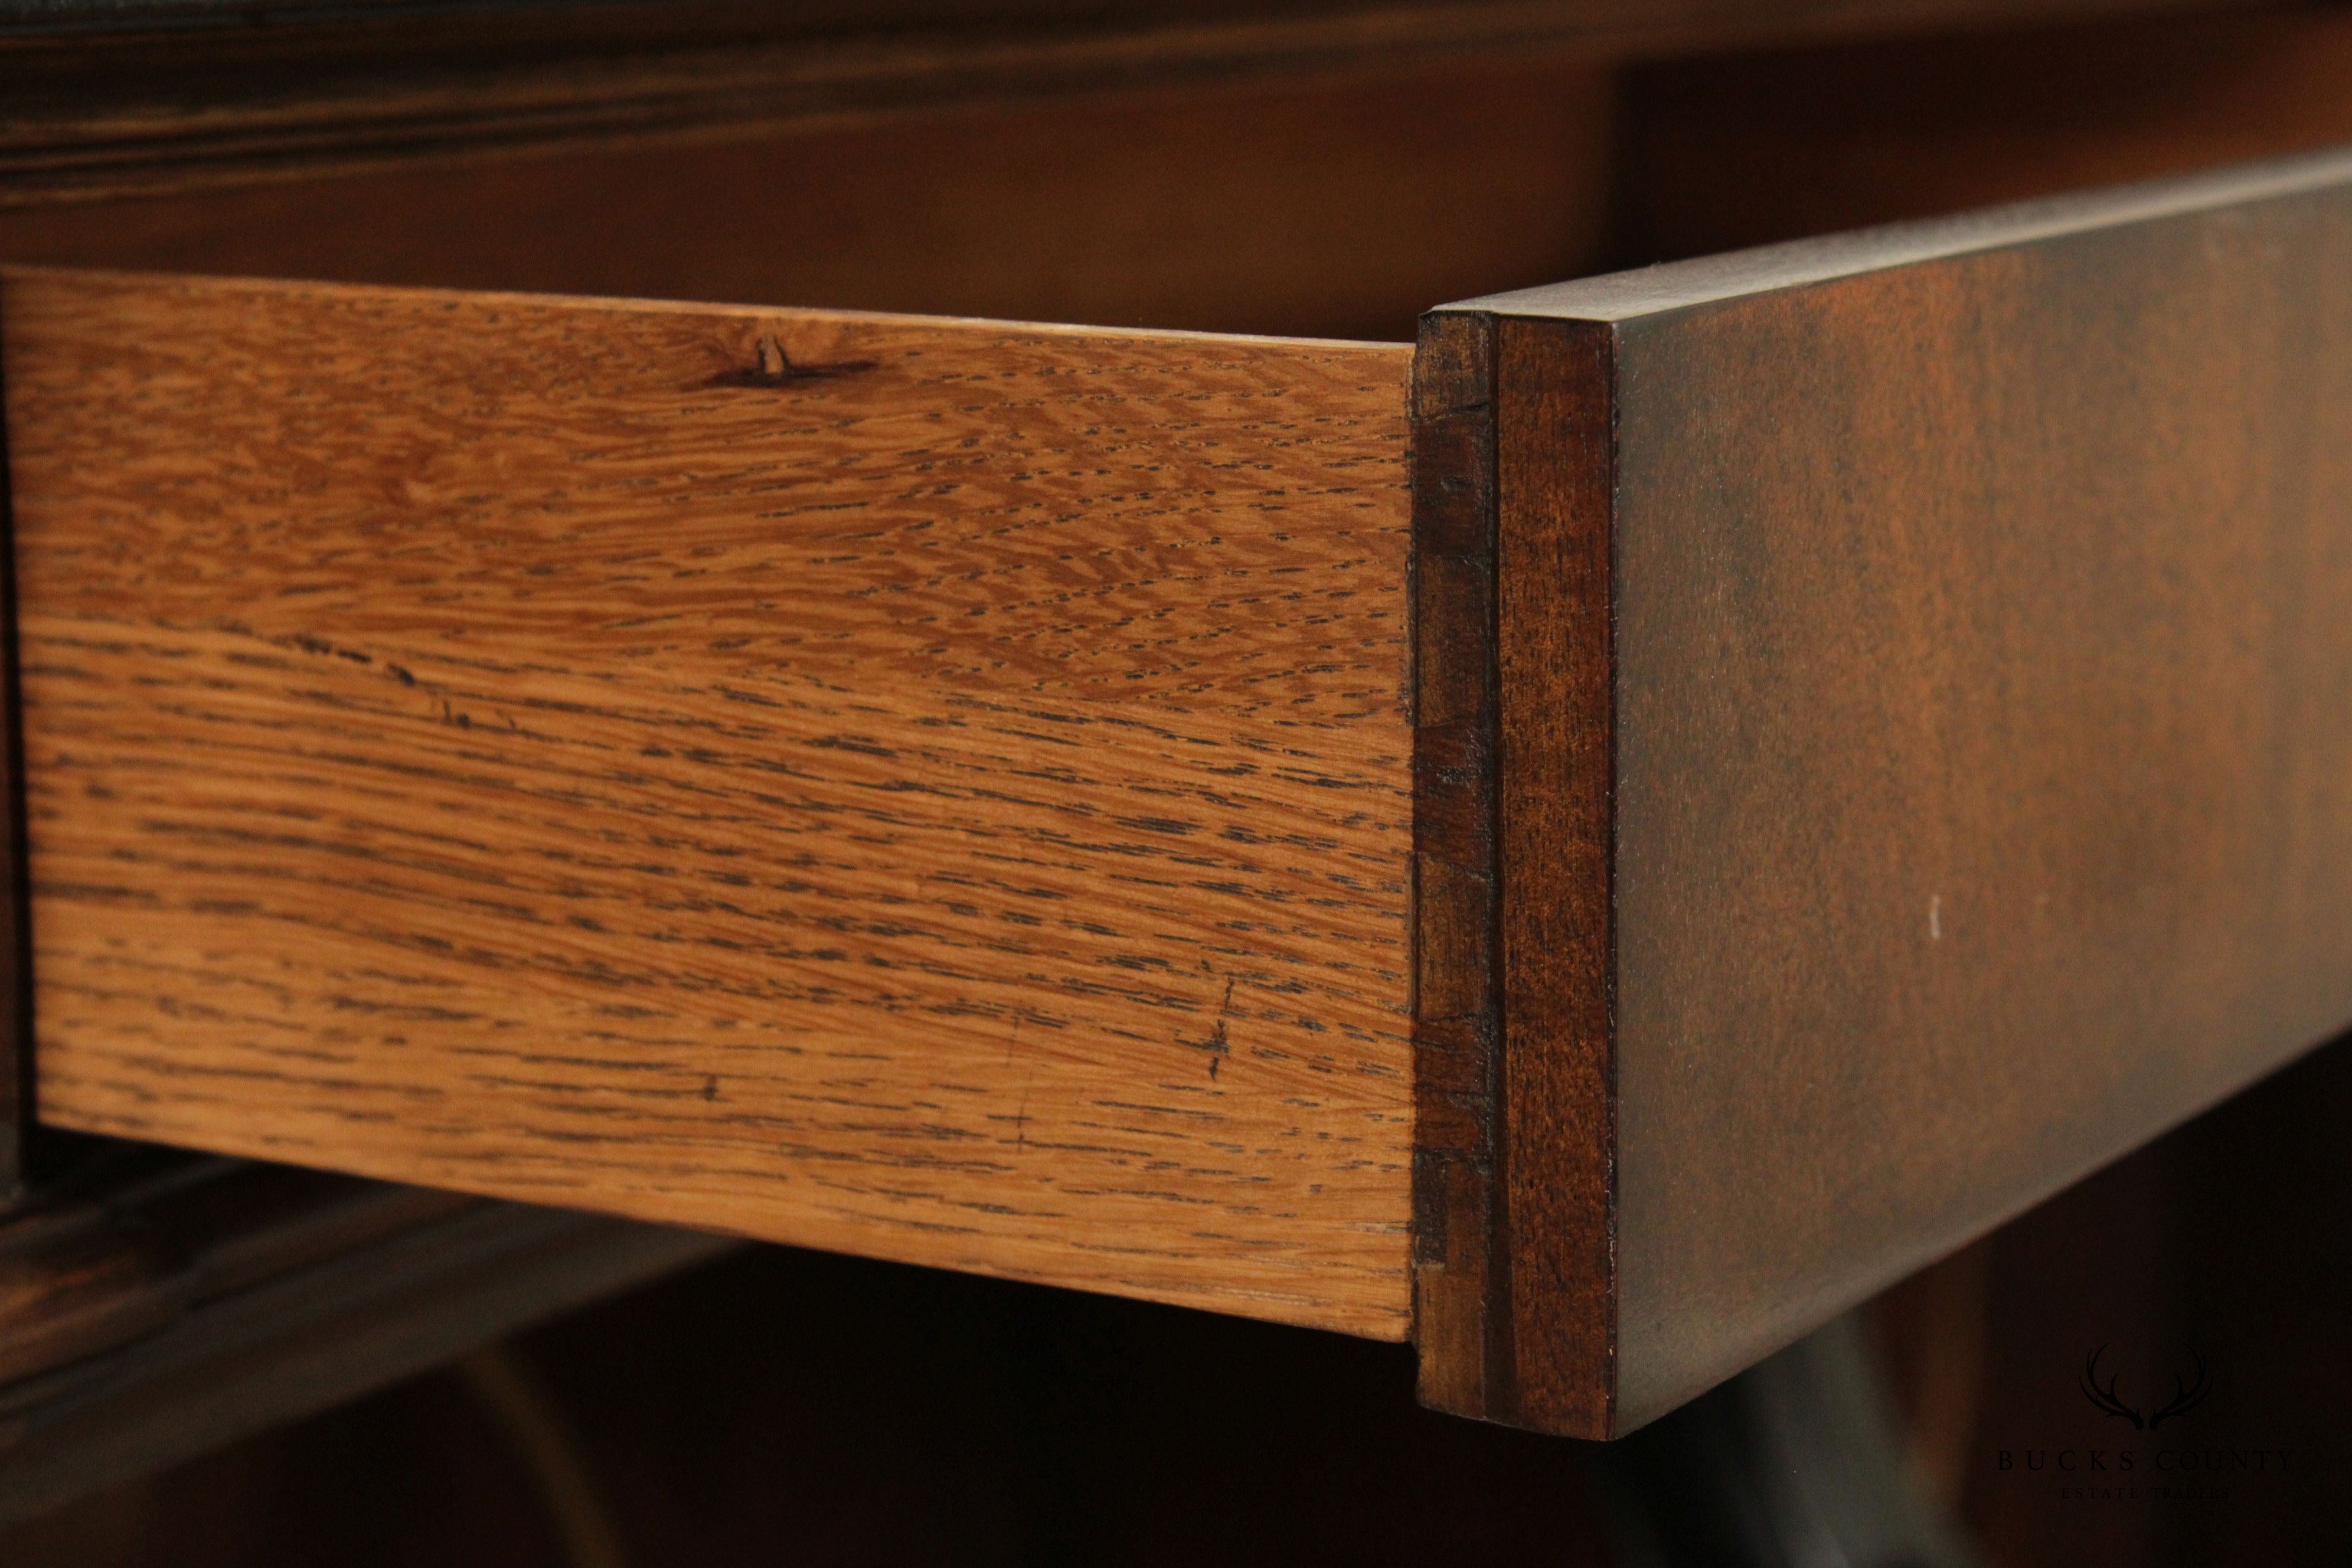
left=2, top=267, right=1416, bottom=1337
left=1421, top=142, right=2352, bottom=1435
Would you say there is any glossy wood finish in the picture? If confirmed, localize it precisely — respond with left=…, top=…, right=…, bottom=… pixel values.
left=1, top=1151, right=450, bottom=1389
left=1416, top=145, right=2352, bottom=1435
left=0, top=1146, right=730, bottom=1530
left=4, top=268, right=1417, bottom=1337
left=0, top=63, right=1621, bottom=345
left=0, top=0, right=2271, bottom=203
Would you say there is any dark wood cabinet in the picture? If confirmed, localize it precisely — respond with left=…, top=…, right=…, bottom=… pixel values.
left=4, top=1, right=2351, bottom=1558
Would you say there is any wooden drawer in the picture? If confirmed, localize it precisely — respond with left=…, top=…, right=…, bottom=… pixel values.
left=8, top=142, right=2352, bottom=1439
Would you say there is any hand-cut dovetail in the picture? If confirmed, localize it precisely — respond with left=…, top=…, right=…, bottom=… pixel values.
left=703, top=334, right=878, bottom=388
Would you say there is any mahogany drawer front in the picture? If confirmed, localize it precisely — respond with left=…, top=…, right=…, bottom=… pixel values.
left=1413, top=145, right=2352, bottom=1436
left=8, top=142, right=2352, bottom=1438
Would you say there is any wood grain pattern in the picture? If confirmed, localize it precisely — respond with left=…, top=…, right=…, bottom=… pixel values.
left=1423, top=143, right=2352, bottom=1435
left=2, top=267, right=1416, bottom=1336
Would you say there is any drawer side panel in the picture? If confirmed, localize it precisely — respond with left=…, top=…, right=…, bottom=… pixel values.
left=2, top=269, right=1417, bottom=1335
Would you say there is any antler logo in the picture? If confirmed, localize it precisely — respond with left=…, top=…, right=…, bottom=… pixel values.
left=2079, top=1344, right=2211, bottom=1430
